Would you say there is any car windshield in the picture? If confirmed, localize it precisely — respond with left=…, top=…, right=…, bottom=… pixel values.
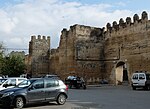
left=0, top=79, right=7, bottom=85
left=17, top=79, right=35, bottom=88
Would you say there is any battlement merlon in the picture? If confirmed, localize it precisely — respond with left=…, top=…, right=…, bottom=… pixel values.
left=31, top=35, right=36, bottom=41
left=61, top=28, right=68, bottom=36
left=105, top=11, right=149, bottom=32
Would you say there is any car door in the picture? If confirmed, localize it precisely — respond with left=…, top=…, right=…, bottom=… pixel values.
left=132, top=73, right=139, bottom=86
left=138, top=73, right=146, bottom=86
left=44, top=79, right=59, bottom=100
left=27, top=79, right=45, bottom=102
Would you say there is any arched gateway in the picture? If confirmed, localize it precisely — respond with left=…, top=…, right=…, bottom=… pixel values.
left=115, top=61, right=128, bottom=85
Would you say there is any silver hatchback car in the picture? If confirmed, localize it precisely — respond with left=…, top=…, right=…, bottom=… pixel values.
left=0, top=78, right=68, bottom=108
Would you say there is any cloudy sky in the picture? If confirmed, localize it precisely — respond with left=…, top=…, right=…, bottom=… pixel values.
left=0, top=0, right=150, bottom=54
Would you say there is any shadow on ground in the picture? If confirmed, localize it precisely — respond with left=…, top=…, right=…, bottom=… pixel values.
left=0, top=102, right=58, bottom=109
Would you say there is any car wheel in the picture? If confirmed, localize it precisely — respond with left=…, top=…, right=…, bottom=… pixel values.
left=148, top=85, right=150, bottom=90
left=69, top=84, right=72, bottom=89
left=132, top=86, right=136, bottom=90
left=144, top=86, right=148, bottom=90
left=57, top=94, right=66, bottom=105
left=83, top=85, right=86, bottom=89
left=14, top=97, right=24, bottom=108
left=76, top=84, right=80, bottom=89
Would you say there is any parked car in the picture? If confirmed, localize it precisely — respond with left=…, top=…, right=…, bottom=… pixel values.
left=0, top=77, right=27, bottom=91
left=20, top=74, right=32, bottom=79
left=65, top=76, right=86, bottom=89
left=131, top=72, right=150, bottom=90
left=43, top=74, right=60, bottom=79
left=0, top=78, right=68, bottom=108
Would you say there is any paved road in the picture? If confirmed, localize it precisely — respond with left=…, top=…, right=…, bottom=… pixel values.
left=67, top=85, right=150, bottom=109
left=4, top=85, right=150, bottom=109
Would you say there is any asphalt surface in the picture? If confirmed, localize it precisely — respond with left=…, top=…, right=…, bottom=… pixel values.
left=1, top=85, right=150, bottom=109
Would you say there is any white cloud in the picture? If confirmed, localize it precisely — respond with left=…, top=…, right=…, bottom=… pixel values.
left=0, top=0, right=142, bottom=54
left=115, top=2, right=126, bottom=7
left=0, top=10, right=16, bottom=34
left=9, top=37, right=23, bottom=46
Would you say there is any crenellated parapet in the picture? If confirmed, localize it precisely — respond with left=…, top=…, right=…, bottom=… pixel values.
left=31, top=35, right=50, bottom=42
left=29, top=35, right=50, bottom=56
left=105, top=11, right=149, bottom=38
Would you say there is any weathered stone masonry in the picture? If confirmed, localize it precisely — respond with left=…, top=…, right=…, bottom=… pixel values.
left=104, top=11, right=150, bottom=84
left=28, top=35, right=50, bottom=76
left=27, top=11, right=150, bottom=85
left=50, top=25, right=104, bottom=83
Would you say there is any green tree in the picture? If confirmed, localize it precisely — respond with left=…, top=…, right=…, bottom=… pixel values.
left=0, top=42, right=5, bottom=74
left=1, top=55, right=26, bottom=77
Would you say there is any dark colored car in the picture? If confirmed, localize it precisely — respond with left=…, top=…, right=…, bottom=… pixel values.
left=0, top=78, right=68, bottom=108
left=65, top=76, right=86, bottom=89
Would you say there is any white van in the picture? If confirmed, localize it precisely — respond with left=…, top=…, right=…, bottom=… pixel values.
left=0, top=77, right=27, bottom=91
left=131, top=72, right=150, bottom=90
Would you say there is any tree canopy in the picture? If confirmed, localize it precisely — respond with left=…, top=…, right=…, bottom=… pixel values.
left=1, top=55, right=26, bottom=77
left=0, top=42, right=26, bottom=77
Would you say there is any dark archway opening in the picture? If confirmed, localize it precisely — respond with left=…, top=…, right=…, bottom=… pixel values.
left=123, top=69, right=128, bottom=81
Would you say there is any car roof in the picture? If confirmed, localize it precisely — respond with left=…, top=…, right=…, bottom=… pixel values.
left=45, top=74, right=58, bottom=76
left=29, top=78, right=41, bottom=80
left=133, top=72, right=146, bottom=74
left=29, top=78, right=60, bottom=81
left=5, top=77, right=27, bottom=79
